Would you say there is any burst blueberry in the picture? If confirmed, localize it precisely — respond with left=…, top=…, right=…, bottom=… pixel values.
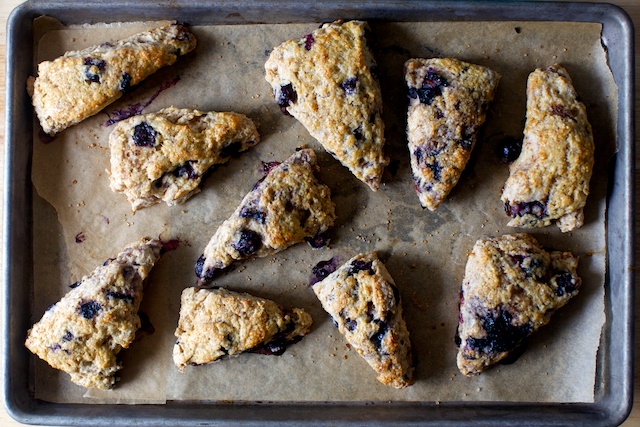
left=341, top=77, right=358, bottom=95
left=497, top=136, right=523, bottom=163
left=83, top=57, right=106, bottom=84
left=132, top=122, right=157, bottom=147
left=275, top=83, right=297, bottom=115
left=119, top=72, right=132, bottom=92
left=348, top=260, right=374, bottom=276
left=79, top=301, right=102, bottom=319
left=370, top=320, right=389, bottom=351
left=305, top=231, right=329, bottom=249
left=505, top=200, right=547, bottom=218
left=172, top=160, right=198, bottom=179
left=408, top=71, right=448, bottom=105
left=233, top=229, right=262, bottom=256
left=310, top=257, right=339, bottom=285
left=239, top=206, right=267, bottom=224
left=466, top=307, right=531, bottom=355
left=554, top=272, right=578, bottom=296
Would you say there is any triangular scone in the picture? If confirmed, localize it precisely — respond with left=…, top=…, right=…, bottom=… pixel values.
left=456, top=234, right=581, bottom=376
left=28, top=24, right=197, bottom=135
left=311, top=252, right=414, bottom=389
left=195, top=148, right=336, bottom=285
left=501, top=64, right=594, bottom=232
left=173, top=287, right=312, bottom=371
left=25, top=238, right=162, bottom=389
left=109, top=107, right=260, bottom=211
left=265, top=20, right=388, bottom=191
left=405, top=58, right=500, bottom=210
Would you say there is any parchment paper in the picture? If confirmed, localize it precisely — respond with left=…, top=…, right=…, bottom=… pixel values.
left=29, top=19, right=615, bottom=405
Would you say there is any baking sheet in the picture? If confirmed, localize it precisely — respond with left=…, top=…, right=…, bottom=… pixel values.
left=28, top=19, right=614, bottom=405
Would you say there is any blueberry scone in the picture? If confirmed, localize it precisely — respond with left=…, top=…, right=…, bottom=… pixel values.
left=24, top=238, right=162, bottom=389
left=109, top=107, right=260, bottom=211
left=265, top=20, right=388, bottom=191
left=405, top=58, right=500, bottom=210
left=501, top=64, right=594, bottom=232
left=173, top=287, right=313, bottom=371
left=456, top=233, right=581, bottom=376
left=195, top=148, right=336, bottom=285
left=311, top=252, right=414, bottom=389
left=28, top=24, right=197, bottom=135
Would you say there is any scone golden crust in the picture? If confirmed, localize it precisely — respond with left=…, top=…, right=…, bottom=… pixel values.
left=264, top=20, right=388, bottom=191
left=405, top=58, right=500, bottom=211
left=501, top=64, right=594, bottom=232
left=24, top=238, right=162, bottom=390
left=109, top=107, right=260, bottom=211
left=312, top=252, right=414, bottom=388
left=29, top=24, right=197, bottom=135
left=173, top=287, right=313, bottom=371
left=456, top=234, right=581, bottom=376
left=196, top=148, right=336, bottom=285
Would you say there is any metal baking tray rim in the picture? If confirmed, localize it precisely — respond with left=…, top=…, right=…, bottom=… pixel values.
left=3, top=0, right=635, bottom=425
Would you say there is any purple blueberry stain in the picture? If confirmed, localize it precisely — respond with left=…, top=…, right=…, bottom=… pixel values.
left=275, top=83, right=297, bottom=115
left=132, top=122, right=157, bottom=147
left=104, top=103, right=146, bottom=127
left=251, top=161, right=281, bottom=191
left=262, top=161, right=281, bottom=175
left=309, top=256, right=340, bottom=286
left=160, top=238, right=182, bottom=253
left=75, top=232, right=86, bottom=243
left=233, top=229, right=262, bottom=256
left=341, top=77, right=358, bottom=95
left=79, top=301, right=102, bottom=319
left=104, top=76, right=180, bottom=126
left=62, top=330, right=74, bottom=342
